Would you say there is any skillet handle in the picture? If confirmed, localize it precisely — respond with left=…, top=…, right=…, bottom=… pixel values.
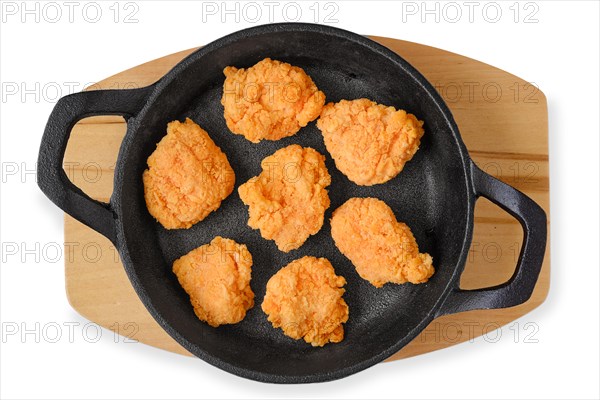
left=435, top=160, right=547, bottom=317
left=37, top=86, right=154, bottom=245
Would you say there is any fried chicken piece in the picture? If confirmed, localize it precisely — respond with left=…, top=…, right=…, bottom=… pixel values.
left=172, top=237, right=254, bottom=327
left=143, top=118, right=235, bottom=229
left=262, top=256, right=349, bottom=347
left=317, top=98, right=425, bottom=186
left=330, top=197, right=434, bottom=288
left=238, top=145, right=331, bottom=252
left=221, top=58, right=326, bottom=143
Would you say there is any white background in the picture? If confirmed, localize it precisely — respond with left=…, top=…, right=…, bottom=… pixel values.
left=1, top=1, right=599, bottom=399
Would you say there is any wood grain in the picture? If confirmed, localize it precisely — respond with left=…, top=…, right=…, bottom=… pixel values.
left=63, top=37, right=550, bottom=361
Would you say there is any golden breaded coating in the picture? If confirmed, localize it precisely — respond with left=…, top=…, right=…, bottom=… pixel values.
left=317, top=99, right=425, bottom=186
left=262, top=256, right=349, bottom=347
left=221, top=58, right=326, bottom=143
left=143, top=118, right=235, bottom=229
left=330, top=198, right=434, bottom=288
left=238, top=145, right=331, bottom=252
left=172, top=237, right=254, bottom=327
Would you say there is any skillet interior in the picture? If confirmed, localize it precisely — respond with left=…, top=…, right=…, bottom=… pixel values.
left=116, top=26, right=471, bottom=381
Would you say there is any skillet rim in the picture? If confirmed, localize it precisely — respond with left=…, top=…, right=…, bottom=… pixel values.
left=111, top=22, right=476, bottom=383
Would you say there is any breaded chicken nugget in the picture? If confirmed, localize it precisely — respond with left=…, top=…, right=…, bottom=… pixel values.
left=221, top=58, right=326, bottom=143
left=317, top=99, right=425, bottom=186
left=172, top=237, right=254, bottom=327
left=238, top=145, right=331, bottom=252
left=331, top=198, right=434, bottom=288
left=143, top=118, right=235, bottom=229
left=262, top=256, right=349, bottom=347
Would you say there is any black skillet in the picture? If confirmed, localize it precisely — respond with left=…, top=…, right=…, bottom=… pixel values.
left=37, top=23, right=547, bottom=383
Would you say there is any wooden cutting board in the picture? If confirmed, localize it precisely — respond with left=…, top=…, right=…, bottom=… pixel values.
left=63, top=36, right=550, bottom=361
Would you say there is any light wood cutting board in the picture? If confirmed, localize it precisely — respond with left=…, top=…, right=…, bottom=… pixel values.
left=63, top=36, right=550, bottom=361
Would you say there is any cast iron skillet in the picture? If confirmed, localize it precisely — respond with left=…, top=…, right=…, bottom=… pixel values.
left=37, top=23, right=547, bottom=383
